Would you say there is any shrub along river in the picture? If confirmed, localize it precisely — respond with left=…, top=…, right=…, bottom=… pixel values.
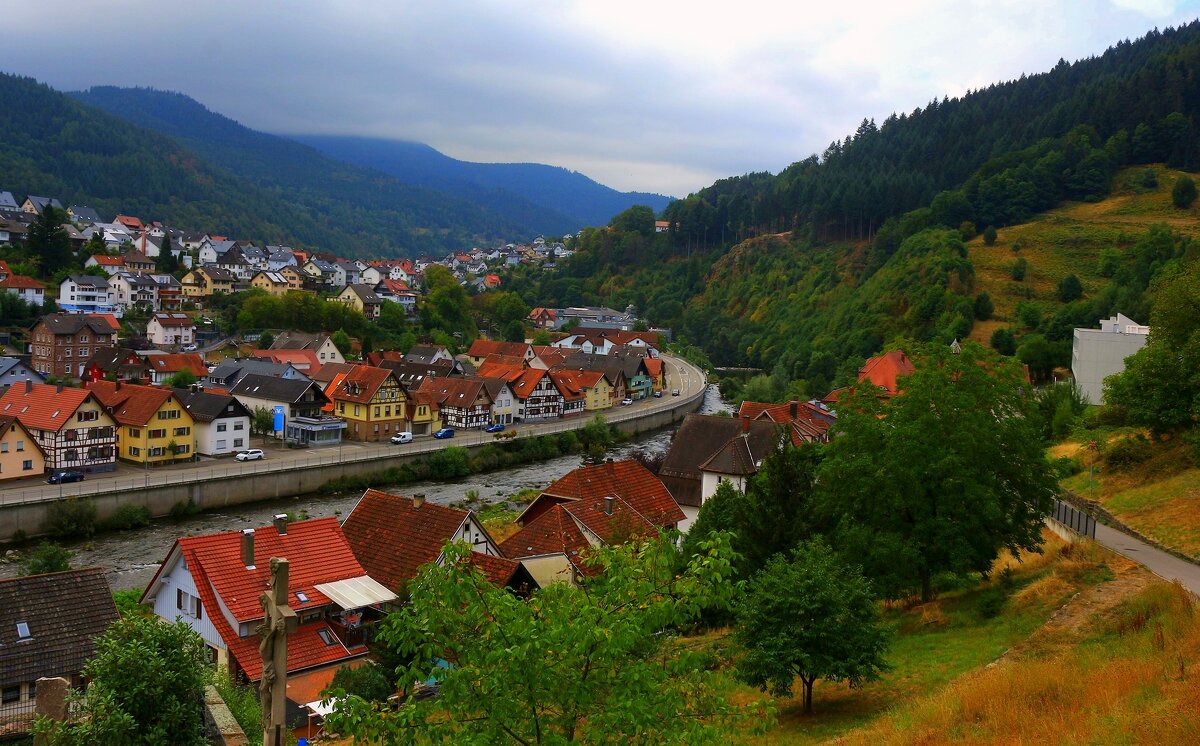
left=1, top=386, right=730, bottom=590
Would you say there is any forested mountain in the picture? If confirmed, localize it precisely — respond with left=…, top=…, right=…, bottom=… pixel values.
left=65, top=86, right=538, bottom=254
left=292, top=135, right=672, bottom=229
left=507, top=22, right=1200, bottom=398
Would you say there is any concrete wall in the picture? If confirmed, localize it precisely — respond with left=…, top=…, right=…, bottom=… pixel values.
left=0, top=380, right=703, bottom=542
left=1071, top=323, right=1148, bottom=404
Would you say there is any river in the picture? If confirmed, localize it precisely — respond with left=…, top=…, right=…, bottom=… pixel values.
left=0, top=385, right=730, bottom=590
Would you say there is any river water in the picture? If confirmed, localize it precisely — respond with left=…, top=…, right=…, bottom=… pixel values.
left=0, top=386, right=730, bottom=590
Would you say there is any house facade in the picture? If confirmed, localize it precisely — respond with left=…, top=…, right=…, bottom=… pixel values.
left=330, top=366, right=408, bottom=442
left=416, top=377, right=493, bottom=429
left=58, top=276, right=116, bottom=316
left=174, top=388, right=252, bottom=458
left=29, top=314, right=120, bottom=378
left=146, top=313, right=195, bottom=347
left=231, top=374, right=344, bottom=446
left=89, top=381, right=197, bottom=466
left=1071, top=313, right=1150, bottom=404
left=511, top=368, right=563, bottom=421
left=140, top=517, right=396, bottom=682
left=0, top=275, right=45, bottom=306
left=0, top=382, right=117, bottom=474
left=0, top=415, right=45, bottom=482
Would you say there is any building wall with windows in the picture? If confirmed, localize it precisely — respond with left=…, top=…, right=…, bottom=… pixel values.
left=0, top=418, right=44, bottom=481
left=118, top=398, right=196, bottom=465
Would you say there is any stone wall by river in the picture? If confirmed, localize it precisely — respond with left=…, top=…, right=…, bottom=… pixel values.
left=0, top=386, right=730, bottom=590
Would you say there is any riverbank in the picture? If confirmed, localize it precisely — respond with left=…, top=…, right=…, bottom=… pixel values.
left=0, top=355, right=707, bottom=543
left=0, top=384, right=729, bottom=591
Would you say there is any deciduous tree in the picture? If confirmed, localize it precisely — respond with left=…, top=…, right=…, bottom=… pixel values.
left=326, top=536, right=763, bottom=744
left=818, top=342, right=1057, bottom=601
left=735, top=540, right=889, bottom=714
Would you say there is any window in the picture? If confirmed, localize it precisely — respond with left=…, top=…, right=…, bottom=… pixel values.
left=129, top=447, right=140, bottom=457
left=1, top=686, right=18, bottom=704
left=129, top=428, right=141, bottom=438
left=296, top=591, right=309, bottom=603
left=64, top=449, right=78, bottom=462
left=79, top=347, right=89, bottom=357
left=16, top=441, right=23, bottom=451
left=0, top=443, right=6, bottom=453
left=374, top=406, right=380, bottom=417
left=77, top=410, right=98, bottom=422
left=176, top=589, right=201, bottom=619
left=233, top=422, right=244, bottom=431
left=216, top=423, right=227, bottom=432
left=233, top=438, right=243, bottom=448
left=317, top=628, right=336, bottom=646
left=149, top=429, right=166, bottom=439
left=158, top=410, right=180, bottom=420
left=16, top=621, right=31, bottom=640
left=149, top=446, right=164, bottom=457
left=23, top=460, right=32, bottom=471
left=174, top=427, right=190, bottom=437
left=216, top=439, right=226, bottom=450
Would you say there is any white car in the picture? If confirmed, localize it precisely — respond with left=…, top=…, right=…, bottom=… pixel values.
left=391, top=432, right=413, bottom=444
left=235, top=448, right=265, bottom=462
left=621, top=398, right=634, bottom=406
left=183, top=344, right=198, bottom=352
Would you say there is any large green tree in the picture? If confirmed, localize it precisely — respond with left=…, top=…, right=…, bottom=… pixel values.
left=326, top=536, right=763, bottom=744
left=27, top=205, right=73, bottom=275
left=33, top=617, right=208, bottom=745
left=735, top=540, right=890, bottom=714
left=818, top=342, right=1057, bottom=601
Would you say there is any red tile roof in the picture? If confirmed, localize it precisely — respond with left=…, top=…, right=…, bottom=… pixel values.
left=477, top=361, right=526, bottom=382
left=643, top=356, right=663, bottom=380
left=146, top=353, right=208, bottom=377
left=88, top=380, right=176, bottom=426
left=859, top=350, right=915, bottom=395
left=510, top=368, right=551, bottom=400
left=0, top=383, right=99, bottom=432
left=466, top=553, right=523, bottom=586
left=331, top=365, right=397, bottom=405
left=251, top=348, right=322, bottom=373
left=341, top=491, right=471, bottom=591
left=0, top=274, right=45, bottom=289
left=146, top=517, right=373, bottom=680
left=538, top=460, right=684, bottom=527
left=500, top=504, right=591, bottom=563
left=89, top=254, right=125, bottom=267
left=468, top=340, right=530, bottom=359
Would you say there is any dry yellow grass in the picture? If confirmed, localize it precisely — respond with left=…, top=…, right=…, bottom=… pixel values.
left=835, top=581, right=1200, bottom=745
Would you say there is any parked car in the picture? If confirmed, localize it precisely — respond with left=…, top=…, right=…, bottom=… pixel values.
left=671, top=388, right=681, bottom=396
left=653, top=391, right=663, bottom=398
left=434, top=428, right=456, bottom=439
left=235, top=448, right=265, bottom=462
left=621, top=398, right=634, bottom=406
left=391, top=431, right=414, bottom=444
left=484, top=423, right=505, bottom=433
left=182, top=344, right=198, bottom=352
left=47, top=469, right=84, bottom=484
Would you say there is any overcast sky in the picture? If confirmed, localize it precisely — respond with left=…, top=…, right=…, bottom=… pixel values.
left=6, top=1, right=1200, bottom=196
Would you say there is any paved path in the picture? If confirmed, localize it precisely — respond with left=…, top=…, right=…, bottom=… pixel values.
left=1094, top=522, right=1200, bottom=596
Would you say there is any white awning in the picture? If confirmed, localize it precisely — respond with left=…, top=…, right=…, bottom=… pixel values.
left=305, top=698, right=339, bottom=718
left=314, top=576, right=397, bottom=609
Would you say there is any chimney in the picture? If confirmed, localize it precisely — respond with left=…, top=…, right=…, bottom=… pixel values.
left=56, top=383, right=63, bottom=394
left=241, top=528, right=255, bottom=568
left=603, top=496, right=614, bottom=516
left=115, top=381, right=121, bottom=391
left=790, top=401, right=798, bottom=419
left=413, top=493, right=425, bottom=509
left=741, top=417, right=750, bottom=433
left=24, top=379, right=31, bottom=394
left=273, top=514, right=288, bottom=535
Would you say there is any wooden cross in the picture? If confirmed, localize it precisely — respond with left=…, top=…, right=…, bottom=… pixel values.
left=258, top=557, right=298, bottom=746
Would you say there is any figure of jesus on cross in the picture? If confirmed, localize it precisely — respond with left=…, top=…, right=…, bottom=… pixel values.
left=258, top=557, right=297, bottom=746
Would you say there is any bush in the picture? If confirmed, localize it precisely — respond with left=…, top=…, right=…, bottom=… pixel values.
left=209, top=670, right=261, bottom=741
left=1011, top=257, right=1027, bottom=281
left=1172, top=175, right=1197, bottom=208
left=1105, top=436, right=1153, bottom=470
left=1057, top=274, right=1083, bottom=302
left=103, top=504, right=151, bottom=531
left=427, top=446, right=471, bottom=479
left=1051, top=456, right=1082, bottom=478
left=976, top=588, right=1008, bottom=619
left=168, top=499, right=202, bottom=519
left=112, top=589, right=151, bottom=617
left=983, top=225, right=998, bottom=245
left=22, top=541, right=71, bottom=575
left=990, top=327, right=1016, bottom=356
left=974, top=292, right=994, bottom=321
left=44, top=497, right=98, bottom=539
left=323, top=662, right=394, bottom=703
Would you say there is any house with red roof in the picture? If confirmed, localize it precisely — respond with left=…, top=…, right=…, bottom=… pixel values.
left=415, top=376, right=495, bottom=429
left=328, top=365, right=408, bottom=442
left=500, top=460, right=684, bottom=584
left=737, top=399, right=836, bottom=445
left=0, top=274, right=45, bottom=306
left=84, top=254, right=126, bottom=272
left=143, top=352, right=208, bottom=385
left=341, top=490, right=534, bottom=594
left=88, top=380, right=196, bottom=465
left=528, top=307, right=557, bottom=329
left=546, top=369, right=592, bottom=417
left=140, top=516, right=396, bottom=685
left=509, top=368, right=563, bottom=422
left=466, top=340, right=535, bottom=367
left=858, top=349, right=915, bottom=395
left=250, top=348, right=323, bottom=376
left=0, top=381, right=117, bottom=474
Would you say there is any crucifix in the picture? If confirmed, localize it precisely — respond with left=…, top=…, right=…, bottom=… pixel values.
left=257, top=557, right=298, bottom=746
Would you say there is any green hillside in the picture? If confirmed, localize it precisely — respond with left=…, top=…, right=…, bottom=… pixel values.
left=0, top=74, right=518, bottom=256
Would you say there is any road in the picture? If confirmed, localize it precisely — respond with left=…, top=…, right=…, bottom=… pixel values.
left=1094, top=522, right=1200, bottom=596
left=0, top=354, right=707, bottom=507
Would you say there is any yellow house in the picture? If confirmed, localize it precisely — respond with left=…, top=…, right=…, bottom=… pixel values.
left=327, top=365, right=408, bottom=442
left=0, top=414, right=46, bottom=481
left=89, top=381, right=196, bottom=465
left=331, top=284, right=382, bottom=321
left=250, top=271, right=291, bottom=297
left=279, top=266, right=306, bottom=290
left=181, top=267, right=236, bottom=299
left=406, top=390, right=443, bottom=436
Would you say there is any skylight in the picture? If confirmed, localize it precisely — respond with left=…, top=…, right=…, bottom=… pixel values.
left=295, top=591, right=309, bottom=603
left=15, top=622, right=31, bottom=640
left=317, top=628, right=335, bottom=646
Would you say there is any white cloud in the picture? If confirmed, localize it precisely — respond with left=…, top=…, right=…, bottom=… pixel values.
left=3, top=1, right=1200, bottom=195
